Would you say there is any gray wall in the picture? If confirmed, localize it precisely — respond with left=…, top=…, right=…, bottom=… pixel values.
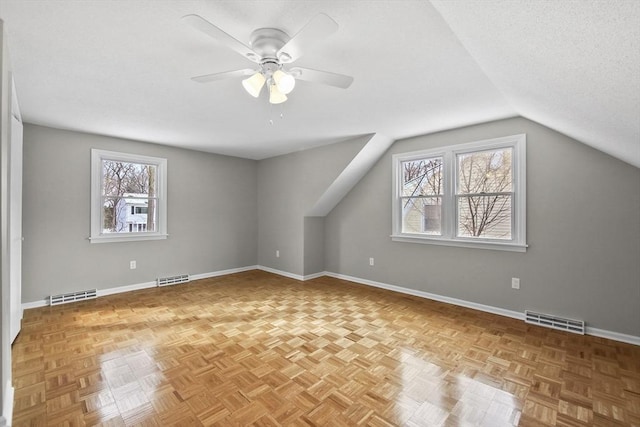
left=325, top=117, right=640, bottom=336
left=257, top=137, right=368, bottom=276
left=20, top=117, right=640, bottom=337
left=22, top=124, right=258, bottom=302
left=303, top=217, right=324, bottom=276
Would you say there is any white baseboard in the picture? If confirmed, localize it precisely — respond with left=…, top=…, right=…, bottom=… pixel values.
left=98, top=281, right=156, bottom=297
left=586, top=327, right=640, bottom=346
left=190, top=265, right=257, bottom=281
left=302, top=271, right=326, bottom=281
left=19, top=267, right=640, bottom=346
left=324, top=271, right=640, bottom=346
left=256, top=265, right=326, bottom=281
left=325, top=272, right=524, bottom=320
left=22, top=298, right=47, bottom=310
left=21, top=265, right=259, bottom=311
left=2, top=380, right=13, bottom=427
left=257, top=265, right=305, bottom=281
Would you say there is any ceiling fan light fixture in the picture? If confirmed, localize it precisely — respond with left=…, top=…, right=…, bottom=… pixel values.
left=242, top=72, right=266, bottom=97
left=273, top=69, right=296, bottom=95
left=269, top=83, right=288, bottom=104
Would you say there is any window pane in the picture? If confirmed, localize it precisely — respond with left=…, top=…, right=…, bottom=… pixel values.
left=100, top=159, right=158, bottom=234
left=457, top=148, right=512, bottom=194
left=457, top=195, right=512, bottom=239
left=401, top=157, right=443, bottom=197
left=102, top=160, right=157, bottom=197
left=102, top=197, right=157, bottom=234
left=401, top=197, right=442, bottom=235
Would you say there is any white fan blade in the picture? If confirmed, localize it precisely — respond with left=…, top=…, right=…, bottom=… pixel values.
left=182, top=14, right=260, bottom=63
left=290, top=67, right=353, bottom=89
left=277, top=14, right=338, bottom=63
left=191, top=69, right=255, bottom=83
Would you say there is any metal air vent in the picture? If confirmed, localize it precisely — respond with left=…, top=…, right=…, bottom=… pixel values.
left=50, top=289, right=97, bottom=306
left=525, top=310, right=585, bottom=335
left=157, top=274, right=190, bottom=287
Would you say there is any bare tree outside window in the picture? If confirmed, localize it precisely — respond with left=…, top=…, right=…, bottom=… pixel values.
left=101, top=160, right=157, bottom=233
left=392, top=135, right=525, bottom=250
left=91, top=149, right=167, bottom=243
left=398, top=148, right=513, bottom=239
left=457, top=148, right=513, bottom=239
left=401, top=157, right=443, bottom=234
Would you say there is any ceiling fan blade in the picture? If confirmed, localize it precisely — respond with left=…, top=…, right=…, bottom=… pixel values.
left=277, top=13, right=338, bottom=63
left=290, top=67, right=354, bottom=89
left=191, top=69, right=255, bottom=83
left=182, top=14, right=260, bottom=63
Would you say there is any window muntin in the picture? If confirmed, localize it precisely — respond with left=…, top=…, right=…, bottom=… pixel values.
left=91, top=150, right=167, bottom=243
left=400, top=157, right=443, bottom=235
left=392, top=135, right=526, bottom=252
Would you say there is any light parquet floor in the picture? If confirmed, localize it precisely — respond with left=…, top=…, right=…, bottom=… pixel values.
left=11, top=270, right=640, bottom=426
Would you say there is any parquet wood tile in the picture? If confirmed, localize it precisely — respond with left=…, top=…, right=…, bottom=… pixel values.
left=11, top=270, right=640, bottom=426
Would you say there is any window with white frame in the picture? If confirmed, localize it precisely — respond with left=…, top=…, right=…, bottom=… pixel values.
left=90, top=149, right=167, bottom=243
left=392, top=134, right=526, bottom=251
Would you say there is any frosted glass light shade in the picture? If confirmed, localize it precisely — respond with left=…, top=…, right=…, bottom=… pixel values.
left=273, top=70, right=296, bottom=95
left=242, top=72, right=266, bottom=97
left=269, top=83, right=288, bottom=104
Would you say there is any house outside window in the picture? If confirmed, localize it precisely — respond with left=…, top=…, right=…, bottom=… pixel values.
left=118, top=194, right=150, bottom=233
left=90, top=149, right=167, bottom=243
left=392, top=134, right=526, bottom=252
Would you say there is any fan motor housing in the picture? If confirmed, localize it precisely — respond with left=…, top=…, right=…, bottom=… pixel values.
left=249, top=28, right=290, bottom=61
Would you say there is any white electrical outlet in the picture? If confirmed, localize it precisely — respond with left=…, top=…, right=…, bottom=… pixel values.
left=130, top=260, right=136, bottom=270
left=511, top=277, right=520, bottom=289
left=369, top=257, right=375, bottom=266
left=276, top=250, right=280, bottom=258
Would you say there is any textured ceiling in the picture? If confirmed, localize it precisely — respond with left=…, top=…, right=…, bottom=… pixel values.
left=431, top=0, right=640, bottom=167
left=0, top=1, right=637, bottom=165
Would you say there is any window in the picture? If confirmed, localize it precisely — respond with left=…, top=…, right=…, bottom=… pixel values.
left=392, top=134, right=526, bottom=251
left=90, top=149, right=167, bottom=243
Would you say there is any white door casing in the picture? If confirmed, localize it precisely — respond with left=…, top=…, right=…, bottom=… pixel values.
left=9, top=112, right=22, bottom=343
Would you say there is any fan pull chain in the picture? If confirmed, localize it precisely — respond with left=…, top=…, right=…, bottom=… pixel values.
left=268, top=104, right=285, bottom=125
left=269, top=102, right=274, bottom=125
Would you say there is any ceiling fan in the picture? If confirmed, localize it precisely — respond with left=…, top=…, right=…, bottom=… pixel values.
left=182, top=13, right=354, bottom=104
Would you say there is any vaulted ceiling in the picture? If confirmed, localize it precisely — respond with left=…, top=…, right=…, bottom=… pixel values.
left=0, top=1, right=638, bottom=166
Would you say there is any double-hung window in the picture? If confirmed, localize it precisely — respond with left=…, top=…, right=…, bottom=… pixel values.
left=392, top=134, right=526, bottom=251
left=90, top=149, right=168, bottom=243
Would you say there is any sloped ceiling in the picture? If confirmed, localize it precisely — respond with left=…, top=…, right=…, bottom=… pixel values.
left=0, top=1, right=637, bottom=166
left=431, top=0, right=640, bottom=168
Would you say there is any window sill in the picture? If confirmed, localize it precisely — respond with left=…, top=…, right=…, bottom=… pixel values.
left=390, top=234, right=527, bottom=252
left=89, top=233, right=168, bottom=244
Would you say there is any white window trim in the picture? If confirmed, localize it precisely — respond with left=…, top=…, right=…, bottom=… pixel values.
left=391, top=134, right=527, bottom=252
left=90, top=149, right=168, bottom=243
